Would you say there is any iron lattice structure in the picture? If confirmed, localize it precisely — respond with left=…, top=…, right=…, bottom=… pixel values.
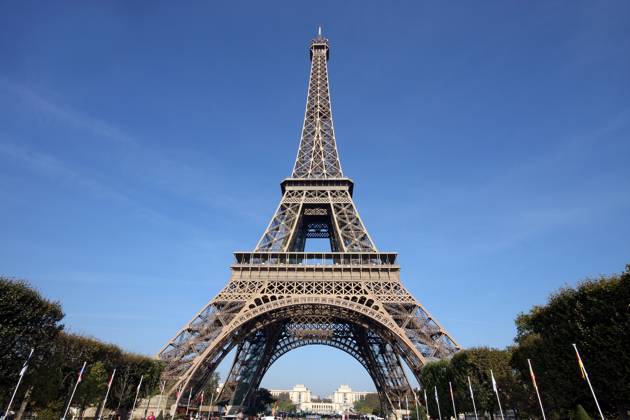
left=158, top=32, right=460, bottom=414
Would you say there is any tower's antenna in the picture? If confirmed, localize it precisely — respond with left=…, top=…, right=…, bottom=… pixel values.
left=318, top=25, right=322, bottom=36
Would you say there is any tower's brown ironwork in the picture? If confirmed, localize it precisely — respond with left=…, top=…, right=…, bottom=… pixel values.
left=158, top=30, right=460, bottom=415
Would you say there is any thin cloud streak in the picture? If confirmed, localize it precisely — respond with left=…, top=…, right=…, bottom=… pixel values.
left=0, top=76, right=267, bottom=223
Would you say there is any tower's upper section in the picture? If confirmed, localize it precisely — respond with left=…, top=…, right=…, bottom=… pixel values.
left=309, top=28, right=330, bottom=61
left=290, top=29, right=344, bottom=179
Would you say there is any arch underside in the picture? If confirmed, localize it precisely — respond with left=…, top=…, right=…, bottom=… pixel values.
left=179, top=304, right=425, bottom=414
left=159, top=293, right=459, bottom=415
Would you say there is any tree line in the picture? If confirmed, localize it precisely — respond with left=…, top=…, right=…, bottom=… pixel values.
left=2, top=265, right=629, bottom=419
left=0, top=277, right=163, bottom=420
left=419, top=265, right=629, bottom=419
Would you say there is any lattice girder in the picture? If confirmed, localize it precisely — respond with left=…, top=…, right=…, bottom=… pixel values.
left=177, top=310, right=418, bottom=414
left=292, top=35, right=342, bottom=179
left=159, top=289, right=459, bottom=410
left=255, top=188, right=376, bottom=253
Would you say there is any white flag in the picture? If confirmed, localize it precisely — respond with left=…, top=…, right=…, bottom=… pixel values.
left=76, top=362, right=86, bottom=383
left=490, top=369, right=498, bottom=394
left=19, top=348, right=35, bottom=377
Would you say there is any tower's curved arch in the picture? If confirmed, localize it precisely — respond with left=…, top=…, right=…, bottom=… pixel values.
left=166, top=299, right=442, bottom=413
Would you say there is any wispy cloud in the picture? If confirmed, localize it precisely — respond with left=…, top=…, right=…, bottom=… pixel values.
left=70, top=312, right=154, bottom=321
left=395, top=108, right=630, bottom=258
left=0, top=76, right=268, bottom=223
left=0, top=140, right=187, bottom=229
left=1, top=76, right=135, bottom=146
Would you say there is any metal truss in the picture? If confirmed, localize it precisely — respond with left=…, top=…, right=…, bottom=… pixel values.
left=158, top=31, right=461, bottom=416
left=292, top=34, right=342, bottom=179
left=217, top=315, right=415, bottom=414
left=255, top=190, right=376, bottom=252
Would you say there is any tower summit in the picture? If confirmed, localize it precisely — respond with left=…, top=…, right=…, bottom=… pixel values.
left=158, top=32, right=460, bottom=416
left=293, top=27, right=339, bottom=180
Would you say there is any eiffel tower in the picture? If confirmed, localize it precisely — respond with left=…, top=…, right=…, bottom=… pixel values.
left=158, top=29, right=460, bottom=415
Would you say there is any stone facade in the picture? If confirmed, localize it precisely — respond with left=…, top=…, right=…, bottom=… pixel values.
left=269, top=384, right=369, bottom=414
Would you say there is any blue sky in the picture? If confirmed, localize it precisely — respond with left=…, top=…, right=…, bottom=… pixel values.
left=1, top=2, right=629, bottom=397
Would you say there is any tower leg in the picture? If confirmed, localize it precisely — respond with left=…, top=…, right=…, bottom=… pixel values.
left=218, top=326, right=283, bottom=414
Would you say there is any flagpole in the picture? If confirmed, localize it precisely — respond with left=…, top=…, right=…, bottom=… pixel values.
left=423, top=389, right=430, bottom=420
left=199, top=391, right=205, bottom=420
left=572, top=344, right=604, bottom=420
left=2, top=348, right=34, bottom=420
left=129, top=375, right=144, bottom=420
left=433, top=386, right=442, bottom=420
left=62, top=361, right=87, bottom=420
left=210, top=392, right=215, bottom=420
left=98, top=368, right=116, bottom=420
left=526, top=359, right=546, bottom=420
left=467, top=376, right=478, bottom=420
left=411, top=389, right=420, bottom=420
left=448, top=382, right=457, bottom=419
left=490, top=370, right=505, bottom=420
left=156, top=381, right=165, bottom=418
left=185, top=388, right=192, bottom=415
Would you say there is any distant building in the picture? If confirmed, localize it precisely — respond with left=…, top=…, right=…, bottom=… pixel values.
left=333, top=384, right=369, bottom=407
left=269, top=384, right=369, bottom=414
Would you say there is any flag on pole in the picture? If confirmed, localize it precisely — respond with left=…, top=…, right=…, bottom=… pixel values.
left=62, top=361, right=87, bottom=420
left=2, top=348, right=35, bottom=420
left=423, top=388, right=430, bottom=420
left=467, top=376, right=479, bottom=420
left=490, top=370, right=498, bottom=393
left=576, top=350, right=587, bottom=379
left=449, top=381, right=457, bottom=418
left=156, top=380, right=166, bottom=418
left=528, top=360, right=538, bottom=389
left=527, top=359, right=547, bottom=420
left=572, top=343, right=605, bottom=420
left=433, top=386, right=442, bottom=420
left=186, top=387, right=193, bottom=415
left=98, top=369, right=116, bottom=420
left=77, top=363, right=86, bottom=383
left=18, top=348, right=34, bottom=377
left=489, top=370, right=505, bottom=420
left=129, top=375, right=144, bottom=420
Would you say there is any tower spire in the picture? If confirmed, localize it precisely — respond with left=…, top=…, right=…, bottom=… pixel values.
left=291, top=32, right=342, bottom=179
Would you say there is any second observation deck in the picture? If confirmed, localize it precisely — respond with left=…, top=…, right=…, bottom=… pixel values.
left=233, top=252, right=398, bottom=267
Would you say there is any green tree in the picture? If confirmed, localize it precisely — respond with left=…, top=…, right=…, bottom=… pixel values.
left=512, top=265, right=630, bottom=419
left=199, top=371, right=221, bottom=409
left=275, top=392, right=297, bottom=413
left=424, top=348, right=529, bottom=419
left=571, top=404, right=593, bottom=420
left=249, top=388, right=274, bottom=415
left=420, top=360, right=451, bottom=418
left=407, top=393, right=426, bottom=420
left=353, top=393, right=382, bottom=415
left=0, top=277, right=163, bottom=420
left=75, top=361, right=108, bottom=416
left=0, top=278, right=64, bottom=409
